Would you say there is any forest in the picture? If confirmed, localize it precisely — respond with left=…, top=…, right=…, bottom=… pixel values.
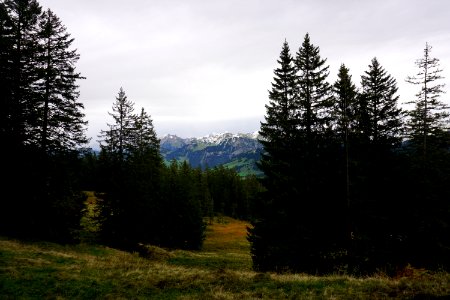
left=0, top=0, right=449, bottom=278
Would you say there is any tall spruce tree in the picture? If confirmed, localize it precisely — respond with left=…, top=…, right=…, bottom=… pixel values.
left=359, top=57, right=403, bottom=148
left=403, top=43, right=450, bottom=271
left=405, top=42, right=449, bottom=157
left=332, top=64, right=358, bottom=242
left=248, top=39, right=299, bottom=272
left=333, top=64, right=358, bottom=146
left=293, top=33, right=334, bottom=201
left=258, top=39, right=298, bottom=183
left=97, top=88, right=137, bottom=247
left=126, top=107, right=163, bottom=246
left=293, top=33, right=342, bottom=273
left=0, top=2, right=13, bottom=143
left=352, top=57, right=405, bottom=273
left=295, top=33, right=332, bottom=138
left=129, top=107, right=160, bottom=159
left=35, top=8, right=88, bottom=153
left=34, top=7, right=87, bottom=242
left=98, top=87, right=135, bottom=161
left=2, top=0, right=42, bottom=147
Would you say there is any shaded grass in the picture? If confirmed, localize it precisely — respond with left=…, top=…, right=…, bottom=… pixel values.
left=1, top=217, right=450, bottom=299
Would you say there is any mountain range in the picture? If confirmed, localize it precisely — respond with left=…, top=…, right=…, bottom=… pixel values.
left=160, top=132, right=263, bottom=176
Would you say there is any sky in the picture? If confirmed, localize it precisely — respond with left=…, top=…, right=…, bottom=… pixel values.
left=36, top=0, right=450, bottom=149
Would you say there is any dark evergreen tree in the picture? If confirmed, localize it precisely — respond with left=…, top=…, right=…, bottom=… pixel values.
left=291, top=33, right=342, bottom=273
left=124, top=107, right=164, bottom=247
left=29, top=8, right=88, bottom=242
left=352, top=57, right=405, bottom=273
left=256, top=39, right=297, bottom=208
left=295, top=33, right=333, bottom=137
left=0, top=3, right=15, bottom=232
left=1, top=0, right=42, bottom=147
left=35, top=8, right=88, bottom=153
left=332, top=64, right=358, bottom=244
left=0, top=1, right=14, bottom=144
left=248, top=40, right=299, bottom=272
left=97, top=88, right=137, bottom=247
left=359, top=57, right=403, bottom=148
left=403, top=43, right=450, bottom=271
left=129, top=107, right=160, bottom=159
left=405, top=42, right=449, bottom=157
left=98, top=87, right=135, bottom=162
left=333, top=64, right=358, bottom=145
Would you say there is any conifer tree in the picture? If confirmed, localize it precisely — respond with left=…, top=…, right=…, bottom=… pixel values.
left=35, top=8, right=88, bottom=153
left=332, top=64, right=358, bottom=241
left=97, top=88, right=137, bottom=247
left=405, top=42, right=449, bottom=157
left=130, top=107, right=160, bottom=159
left=295, top=33, right=332, bottom=138
left=333, top=64, right=358, bottom=145
left=248, top=40, right=298, bottom=272
left=35, top=8, right=88, bottom=242
left=0, top=2, right=13, bottom=143
left=359, top=57, right=403, bottom=148
left=2, top=0, right=42, bottom=147
left=403, top=43, right=450, bottom=271
left=292, top=33, right=342, bottom=273
left=126, top=107, right=163, bottom=246
left=292, top=33, right=335, bottom=209
left=257, top=39, right=297, bottom=200
left=353, top=58, right=405, bottom=272
left=98, top=87, right=135, bottom=161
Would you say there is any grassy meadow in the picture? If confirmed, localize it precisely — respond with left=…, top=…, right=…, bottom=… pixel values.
left=1, top=216, right=450, bottom=299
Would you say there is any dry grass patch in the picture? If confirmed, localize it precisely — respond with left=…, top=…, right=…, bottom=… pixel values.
left=202, top=216, right=252, bottom=253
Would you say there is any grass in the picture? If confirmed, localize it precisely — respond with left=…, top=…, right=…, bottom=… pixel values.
left=223, top=158, right=263, bottom=177
left=1, top=216, right=450, bottom=299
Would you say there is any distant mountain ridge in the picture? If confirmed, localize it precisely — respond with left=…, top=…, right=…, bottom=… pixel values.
left=160, top=132, right=263, bottom=176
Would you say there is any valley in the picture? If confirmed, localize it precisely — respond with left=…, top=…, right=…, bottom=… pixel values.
left=160, top=132, right=263, bottom=177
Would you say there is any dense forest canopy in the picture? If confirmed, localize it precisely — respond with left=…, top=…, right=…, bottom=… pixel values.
left=0, top=0, right=449, bottom=276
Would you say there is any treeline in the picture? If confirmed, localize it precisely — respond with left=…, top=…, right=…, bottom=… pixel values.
left=249, top=34, right=450, bottom=275
left=81, top=88, right=262, bottom=250
left=0, top=0, right=261, bottom=251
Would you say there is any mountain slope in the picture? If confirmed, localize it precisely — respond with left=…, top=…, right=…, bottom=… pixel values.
left=160, top=132, right=263, bottom=176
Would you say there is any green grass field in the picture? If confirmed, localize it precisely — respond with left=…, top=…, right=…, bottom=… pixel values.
left=1, top=216, right=449, bottom=299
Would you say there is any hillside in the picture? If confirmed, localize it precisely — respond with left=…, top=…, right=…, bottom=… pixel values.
left=160, top=132, right=263, bottom=176
left=1, top=218, right=449, bottom=299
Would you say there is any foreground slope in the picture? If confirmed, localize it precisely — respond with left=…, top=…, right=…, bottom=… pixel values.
left=1, top=218, right=449, bottom=299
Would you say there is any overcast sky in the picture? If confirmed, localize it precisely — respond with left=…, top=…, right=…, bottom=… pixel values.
left=37, top=0, right=450, bottom=148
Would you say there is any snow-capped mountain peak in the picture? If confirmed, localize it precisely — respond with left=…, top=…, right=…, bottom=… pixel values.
left=160, top=131, right=261, bottom=149
left=159, top=131, right=263, bottom=176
